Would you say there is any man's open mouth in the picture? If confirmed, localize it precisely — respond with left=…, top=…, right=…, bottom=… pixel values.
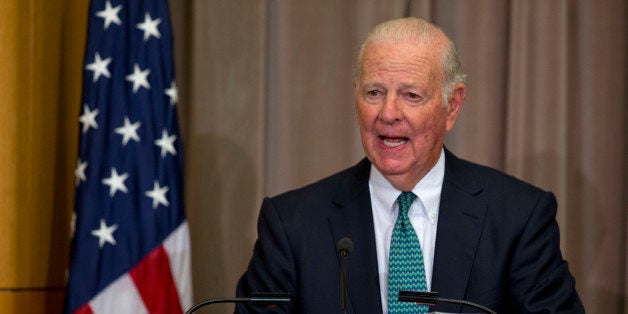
left=380, top=136, right=408, bottom=148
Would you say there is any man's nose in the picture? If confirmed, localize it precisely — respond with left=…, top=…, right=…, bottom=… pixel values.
left=379, top=95, right=403, bottom=123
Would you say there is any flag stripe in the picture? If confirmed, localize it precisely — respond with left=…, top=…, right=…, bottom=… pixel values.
left=89, top=274, right=148, bottom=314
left=75, top=305, right=94, bottom=314
left=163, top=221, right=193, bottom=310
left=130, top=245, right=183, bottom=314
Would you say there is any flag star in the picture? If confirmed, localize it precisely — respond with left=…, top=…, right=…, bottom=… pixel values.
left=96, top=0, right=122, bottom=30
left=91, top=219, right=118, bottom=248
left=125, top=63, right=151, bottom=93
left=165, top=81, right=178, bottom=106
left=75, top=159, right=88, bottom=186
left=136, top=12, right=161, bottom=42
left=155, top=129, right=177, bottom=157
left=114, top=116, right=141, bottom=146
left=79, top=104, right=99, bottom=134
left=102, top=167, right=129, bottom=197
left=145, top=180, right=170, bottom=209
left=85, top=52, right=112, bottom=82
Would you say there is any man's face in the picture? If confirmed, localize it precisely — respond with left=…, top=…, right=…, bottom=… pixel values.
left=354, top=39, right=464, bottom=190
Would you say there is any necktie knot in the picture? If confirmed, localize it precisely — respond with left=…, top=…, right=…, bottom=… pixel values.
left=397, top=191, right=417, bottom=217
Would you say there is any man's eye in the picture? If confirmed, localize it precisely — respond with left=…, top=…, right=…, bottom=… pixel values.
left=407, top=92, right=420, bottom=99
left=367, top=90, right=381, bottom=97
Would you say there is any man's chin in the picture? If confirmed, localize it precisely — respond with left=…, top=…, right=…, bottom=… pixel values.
left=373, top=161, right=410, bottom=177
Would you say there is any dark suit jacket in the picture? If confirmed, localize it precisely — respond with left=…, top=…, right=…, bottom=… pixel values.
left=236, top=149, right=584, bottom=313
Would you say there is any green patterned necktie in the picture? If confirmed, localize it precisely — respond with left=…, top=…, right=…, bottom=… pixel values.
left=387, top=192, right=429, bottom=314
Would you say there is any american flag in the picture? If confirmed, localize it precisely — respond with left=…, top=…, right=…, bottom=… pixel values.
left=65, top=0, right=192, bottom=313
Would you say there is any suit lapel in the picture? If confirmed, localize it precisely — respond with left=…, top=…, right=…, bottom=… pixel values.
left=325, top=151, right=488, bottom=313
left=328, top=159, right=383, bottom=314
left=431, top=150, right=487, bottom=312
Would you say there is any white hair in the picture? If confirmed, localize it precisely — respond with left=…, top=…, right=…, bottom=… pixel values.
left=354, top=17, right=466, bottom=104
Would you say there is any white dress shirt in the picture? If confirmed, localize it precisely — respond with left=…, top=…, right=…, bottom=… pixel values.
left=369, top=149, right=445, bottom=313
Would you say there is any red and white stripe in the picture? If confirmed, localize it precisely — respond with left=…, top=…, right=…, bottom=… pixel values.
left=74, top=222, right=193, bottom=314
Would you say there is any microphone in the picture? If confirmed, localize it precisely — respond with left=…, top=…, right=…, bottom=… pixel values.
left=336, top=237, right=354, bottom=314
left=398, top=290, right=496, bottom=314
left=185, top=292, right=291, bottom=314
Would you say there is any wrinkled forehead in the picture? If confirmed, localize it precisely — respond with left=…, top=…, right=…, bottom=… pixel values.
left=360, top=39, right=445, bottom=81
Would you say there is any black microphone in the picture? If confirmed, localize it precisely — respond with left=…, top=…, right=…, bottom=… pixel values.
left=336, top=237, right=354, bottom=314
left=185, top=292, right=291, bottom=314
left=398, top=290, right=496, bottom=314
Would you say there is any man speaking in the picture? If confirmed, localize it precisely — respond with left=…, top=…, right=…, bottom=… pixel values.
left=236, top=17, right=584, bottom=313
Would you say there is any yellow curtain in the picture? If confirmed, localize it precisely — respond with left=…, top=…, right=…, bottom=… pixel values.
left=0, top=0, right=87, bottom=312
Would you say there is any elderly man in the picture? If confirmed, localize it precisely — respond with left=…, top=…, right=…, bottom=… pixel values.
left=236, top=17, right=583, bottom=313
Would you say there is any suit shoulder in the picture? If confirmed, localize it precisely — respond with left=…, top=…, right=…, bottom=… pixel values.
left=449, top=153, right=549, bottom=196
left=269, top=158, right=370, bottom=207
left=445, top=153, right=554, bottom=214
left=445, top=152, right=558, bottom=234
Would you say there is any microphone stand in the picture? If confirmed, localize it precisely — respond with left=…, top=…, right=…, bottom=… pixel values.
left=398, top=290, right=496, bottom=314
left=340, top=249, right=348, bottom=314
left=336, top=237, right=353, bottom=314
left=185, top=293, right=291, bottom=314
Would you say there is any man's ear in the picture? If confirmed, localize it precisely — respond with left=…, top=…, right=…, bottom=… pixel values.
left=445, top=83, right=466, bottom=132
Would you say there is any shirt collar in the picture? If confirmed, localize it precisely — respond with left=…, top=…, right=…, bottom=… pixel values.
left=369, top=149, right=445, bottom=224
